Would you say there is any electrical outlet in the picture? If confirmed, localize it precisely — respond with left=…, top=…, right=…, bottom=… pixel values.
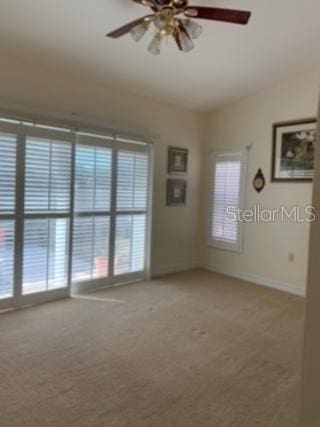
left=288, top=253, right=295, bottom=263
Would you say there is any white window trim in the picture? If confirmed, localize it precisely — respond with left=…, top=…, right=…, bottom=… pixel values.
left=208, top=150, right=247, bottom=254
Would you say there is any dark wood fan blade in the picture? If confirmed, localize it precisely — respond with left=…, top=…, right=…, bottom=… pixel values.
left=173, top=20, right=191, bottom=51
left=173, top=31, right=183, bottom=51
left=107, top=15, right=153, bottom=39
left=176, top=20, right=191, bottom=39
left=184, top=7, right=251, bottom=25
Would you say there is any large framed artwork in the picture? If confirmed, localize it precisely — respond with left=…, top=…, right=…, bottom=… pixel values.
left=167, top=179, right=187, bottom=206
left=272, top=118, right=317, bottom=182
left=168, top=146, right=188, bottom=175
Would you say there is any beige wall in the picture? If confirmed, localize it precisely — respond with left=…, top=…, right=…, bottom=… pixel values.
left=0, top=55, right=204, bottom=276
left=1, top=55, right=319, bottom=294
left=300, top=99, right=320, bottom=427
left=201, top=69, right=320, bottom=295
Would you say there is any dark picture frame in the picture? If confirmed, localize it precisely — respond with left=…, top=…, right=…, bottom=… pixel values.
left=272, top=118, right=317, bottom=182
left=168, top=146, right=188, bottom=175
left=167, top=179, right=187, bottom=206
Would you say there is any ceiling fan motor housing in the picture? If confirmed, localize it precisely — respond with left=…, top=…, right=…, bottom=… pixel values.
left=154, top=9, right=173, bottom=28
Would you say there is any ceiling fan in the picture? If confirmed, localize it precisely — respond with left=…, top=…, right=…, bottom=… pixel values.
left=106, top=0, right=252, bottom=55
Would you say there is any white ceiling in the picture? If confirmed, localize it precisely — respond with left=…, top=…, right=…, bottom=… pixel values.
left=0, top=0, right=320, bottom=111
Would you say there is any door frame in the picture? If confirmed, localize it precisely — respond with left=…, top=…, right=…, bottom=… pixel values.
left=71, top=137, right=154, bottom=295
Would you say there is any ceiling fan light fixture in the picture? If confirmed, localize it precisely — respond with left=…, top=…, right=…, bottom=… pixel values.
left=178, top=31, right=195, bottom=52
left=130, top=22, right=149, bottom=42
left=148, top=33, right=162, bottom=55
left=182, top=19, right=203, bottom=39
left=154, top=8, right=175, bottom=31
left=107, top=2, right=252, bottom=55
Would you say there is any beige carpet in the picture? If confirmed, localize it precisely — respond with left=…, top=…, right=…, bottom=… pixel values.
left=0, top=269, right=304, bottom=427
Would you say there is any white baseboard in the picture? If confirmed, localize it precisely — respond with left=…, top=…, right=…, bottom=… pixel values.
left=152, top=262, right=199, bottom=278
left=203, top=264, right=306, bottom=297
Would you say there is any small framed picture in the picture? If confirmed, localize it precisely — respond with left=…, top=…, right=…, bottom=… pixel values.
left=272, top=118, right=317, bottom=182
left=168, top=146, right=188, bottom=175
left=167, top=179, right=187, bottom=206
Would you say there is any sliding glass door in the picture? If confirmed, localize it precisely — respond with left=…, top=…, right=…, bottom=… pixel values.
left=0, top=120, right=152, bottom=309
left=71, top=136, right=151, bottom=292
left=22, top=130, right=73, bottom=296
left=115, top=149, right=149, bottom=276
left=72, top=136, right=113, bottom=285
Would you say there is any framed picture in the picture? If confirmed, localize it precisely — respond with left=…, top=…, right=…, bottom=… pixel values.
left=272, top=118, right=317, bottom=182
left=167, top=179, right=187, bottom=206
left=168, top=146, right=188, bottom=175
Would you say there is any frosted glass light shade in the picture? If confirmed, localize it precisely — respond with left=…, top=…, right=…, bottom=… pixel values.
left=179, top=32, right=195, bottom=52
left=131, top=24, right=148, bottom=42
left=183, top=19, right=203, bottom=40
left=148, top=35, right=162, bottom=55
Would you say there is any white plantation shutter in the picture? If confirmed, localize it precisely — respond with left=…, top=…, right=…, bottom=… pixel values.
left=72, top=143, right=112, bottom=282
left=115, top=150, right=149, bottom=276
left=0, top=133, right=16, bottom=214
left=117, top=151, right=148, bottom=211
left=72, top=216, right=110, bottom=282
left=0, top=117, right=152, bottom=304
left=209, top=152, right=246, bottom=253
left=115, top=214, right=146, bottom=275
left=23, top=136, right=72, bottom=295
left=0, top=220, right=15, bottom=299
left=25, top=138, right=72, bottom=213
left=0, top=132, right=16, bottom=300
left=23, top=219, right=69, bottom=294
left=74, top=145, right=112, bottom=212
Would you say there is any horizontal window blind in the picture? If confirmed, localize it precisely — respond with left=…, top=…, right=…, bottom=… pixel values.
left=0, top=220, right=15, bottom=299
left=25, top=138, right=72, bottom=213
left=209, top=152, right=246, bottom=253
left=23, top=219, right=69, bottom=294
left=0, top=133, right=16, bottom=214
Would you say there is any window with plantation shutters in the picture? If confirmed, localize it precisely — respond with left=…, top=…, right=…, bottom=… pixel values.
left=0, top=117, right=152, bottom=307
left=117, top=151, right=148, bottom=211
left=22, top=136, right=72, bottom=295
left=115, top=214, right=146, bottom=275
left=0, top=132, right=16, bottom=299
left=23, top=218, right=70, bottom=294
left=209, top=152, right=246, bottom=253
left=25, top=138, right=72, bottom=213
left=72, top=143, right=112, bottom=282
left=0, top=220, right=15, bottom=299
left=74, top=145, right=112, bottom=213
left=0, top=133, right=16, bottom=214
left=115, top=150, right=149, bottom=275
